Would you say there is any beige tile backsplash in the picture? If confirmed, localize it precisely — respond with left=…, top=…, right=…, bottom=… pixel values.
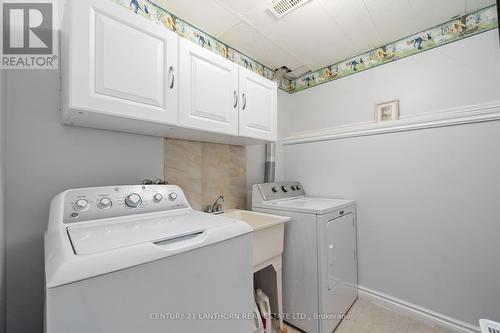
left=164, top=138, right=247, bottom=211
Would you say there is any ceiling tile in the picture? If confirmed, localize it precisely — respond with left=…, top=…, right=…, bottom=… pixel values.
left=363, top=0, right=417, bottom=44
left=214, top=0, right=269, bottom=17
left=302, top=42, right=362, bottom=71
left=287, top=66, right=312, bottom=79
left=405, top=0, right=467, bottom=30
left=219, top=20, right=303, bottom=70
left=152, top=0, right=241, bottom=37
left=243, top=0, right=356, bottom=70
left=466, top=0, right=496, bottom=11
left=317, top=0, right=384, bottom=50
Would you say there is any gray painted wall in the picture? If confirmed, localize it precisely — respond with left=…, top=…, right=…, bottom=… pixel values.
left=5, top=69, right=164, bottom=332
left=283, top=121, right=500, bottom=326
left=279, top=30, right=500, bottom=326
left=1, top=69, right=6, bottom=333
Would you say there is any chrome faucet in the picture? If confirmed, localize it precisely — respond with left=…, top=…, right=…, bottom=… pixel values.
left=207, top=195, right=224, bottom=213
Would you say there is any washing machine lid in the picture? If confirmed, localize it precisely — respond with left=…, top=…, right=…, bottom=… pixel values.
left=254, top=197, right=354, bottom=215
left=46, top=211, right=251, bottom=288
left=67, top=210, right=243, bottom=255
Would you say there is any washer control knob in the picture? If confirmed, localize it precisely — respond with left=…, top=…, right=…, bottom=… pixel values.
left=271, top=186, right=279, bottom=193
left=291, top=185, right=297, bottom=191
left=97, top=197, right=112, bottom=209
left=296, top=185, right=301, bottom=190
left=168, top=192, right=177, bottom=201
left=153, top=193, right=163, bottom=203
left=125, top=193, right=142, bottom=208
left=281, top=185, right=289, bottom=193
left=74, top=199, right=89, bottom=211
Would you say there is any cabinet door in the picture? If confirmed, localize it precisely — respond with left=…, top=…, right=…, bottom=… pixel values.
left=67, top=0, right=178, bottom=124
left=238, top=67, right=277, bottom=141
left=178, top=38, right=239, bottom=135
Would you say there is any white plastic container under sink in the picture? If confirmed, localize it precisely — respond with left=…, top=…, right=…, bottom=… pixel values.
left=256, top=289, right=272, bottom=333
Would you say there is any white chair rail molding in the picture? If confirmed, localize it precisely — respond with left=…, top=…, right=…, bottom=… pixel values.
left=283, top=101, right=500, bottom=145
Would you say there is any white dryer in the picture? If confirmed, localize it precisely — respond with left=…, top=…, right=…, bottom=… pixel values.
left=45, top=185, right=254, bottom=333
left=252, top=182, right=357, bottom=333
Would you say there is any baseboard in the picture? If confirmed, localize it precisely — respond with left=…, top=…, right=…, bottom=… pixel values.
left=358, top=286, right=480, bottom=333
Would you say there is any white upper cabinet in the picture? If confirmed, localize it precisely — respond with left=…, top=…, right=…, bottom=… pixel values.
left=238, top=67, right=278, bottom=142
left=178, top=38, right=239, bottom=136
left=62, top=0, right=178, bottom=125
left=61, top=0, right=277, bottom=143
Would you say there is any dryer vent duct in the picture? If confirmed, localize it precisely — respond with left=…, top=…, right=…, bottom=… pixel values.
left=273, top=66, right=291, bottom=84
left=269, top=0, right=311, bottom=18
left=264, top=143, right=275, bottom=183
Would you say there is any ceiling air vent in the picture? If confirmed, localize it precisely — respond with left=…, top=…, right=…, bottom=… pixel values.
left=269, top=0, right=311, bottom=18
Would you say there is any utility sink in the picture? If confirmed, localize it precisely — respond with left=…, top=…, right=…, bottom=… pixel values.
left=221, top=209, right=290, bottom=270
left=221, top=209, right=290, bottom=333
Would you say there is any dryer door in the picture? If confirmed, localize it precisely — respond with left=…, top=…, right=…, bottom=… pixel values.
left=318, top=213, right=358, bottom=333
left=326, top=214, right=356, bottom=290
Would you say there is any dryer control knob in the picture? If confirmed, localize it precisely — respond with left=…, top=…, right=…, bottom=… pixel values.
left=74, top=199, right=89, bottom=211
left=168, top=192, right=177, bottom=201
left=153, top=194, right=163, bottom=203
left=125, top=193, right=142, bottom=208
left=272, top=186, right=279, bottom=193
left=281, top=185, right=289, bottom=192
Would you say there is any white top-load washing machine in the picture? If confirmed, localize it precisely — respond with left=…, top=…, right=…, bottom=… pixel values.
left=45, top=184, right=254, bottom=333
left=252, top=182, right=358, bottom=333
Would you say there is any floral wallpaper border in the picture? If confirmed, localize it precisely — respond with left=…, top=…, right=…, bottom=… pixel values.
left=290, top=5, right=498, bottom=93
left=112, top=1, right=497, bottom=94
left=111, top=0, right=292, bottom=91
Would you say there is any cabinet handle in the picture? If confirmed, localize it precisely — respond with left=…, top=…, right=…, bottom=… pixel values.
left=242, top=93, right=247, bottom=110
left=168, top=66, right=175, bottom=89
left=233, top=90, right=238, bottom=108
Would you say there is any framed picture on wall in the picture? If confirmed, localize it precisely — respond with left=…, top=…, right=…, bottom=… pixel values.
left=375, top=100, right=399, bottom=122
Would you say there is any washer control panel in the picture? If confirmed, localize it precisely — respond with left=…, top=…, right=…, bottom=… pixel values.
left=257, top=181, right=305, bottom=201
left=63, top=185, right=189, bottom=223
